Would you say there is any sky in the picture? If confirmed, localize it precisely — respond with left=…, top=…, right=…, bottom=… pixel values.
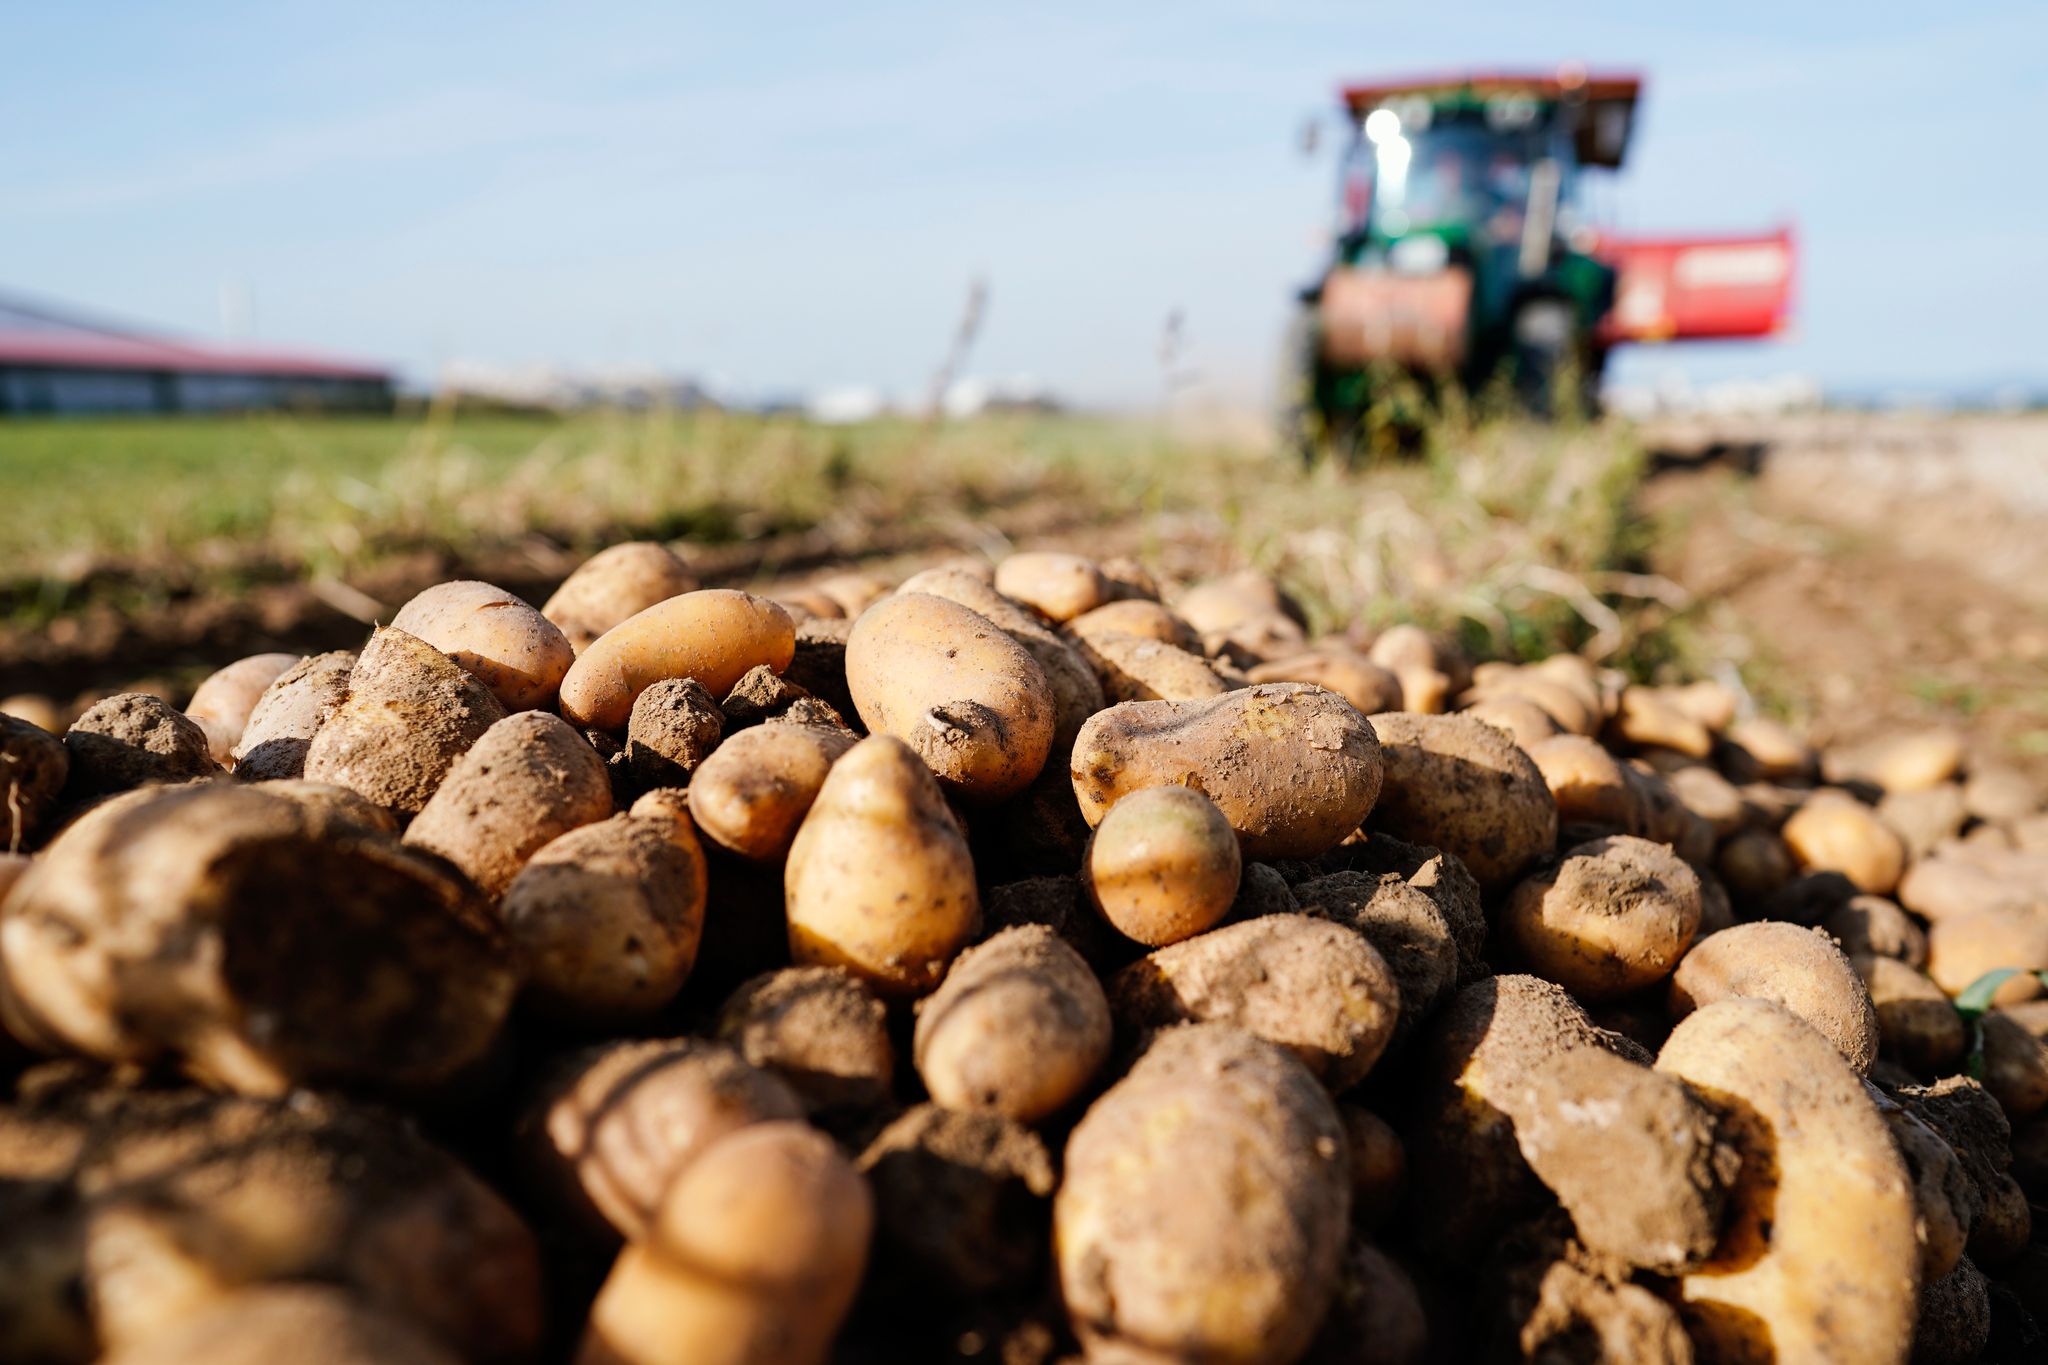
left=6, top=2, right=2045, bottom=407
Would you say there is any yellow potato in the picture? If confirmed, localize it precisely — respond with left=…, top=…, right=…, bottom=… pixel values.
left=992, top=551, right=1109, bottom=622
left=559, top=590, right=796, bottom=732
left=1247, top=649, right=1403, bottom=716
left=689, top=722, right=856, bottom=863
left=1065, top=599, right=1201, bottom=652
left=542, top=542, right=696, bottom=652
left=391, top=580, right=577, bottom=712
left=1081, top=785, right=1241, bottom=946
left=184, top=653, right=298, bottom=764
left=1782, top=791, right=1907, bottom=895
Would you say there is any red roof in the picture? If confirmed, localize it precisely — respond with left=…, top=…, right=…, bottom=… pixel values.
left=0, top=329, right=388, bottom=381
left=1340, top=68, right=1643, bottom=115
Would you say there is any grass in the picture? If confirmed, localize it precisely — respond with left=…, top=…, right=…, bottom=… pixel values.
left=0, top=402, right=1665, bottom=667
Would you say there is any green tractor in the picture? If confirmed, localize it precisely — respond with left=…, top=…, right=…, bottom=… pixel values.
left=1285, top=68, right=1794, bottom=453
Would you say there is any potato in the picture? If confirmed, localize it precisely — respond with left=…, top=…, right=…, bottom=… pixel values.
left=1718, top=715, right=1815, bottom=782
left=1609, top=686, right=1711, bottom=758
left=1303, top=1240, right=1429, bottom=1365
left=388, top=579, right=575, bottom=712
left=1324, top=831, right=1488, bottom=976
left=1474, top=672, right=1601, bottom=739
left=0, top=784, right=511, bottom=1095
left=502, top=810, right=708, bottom=1025
left=1666, top=679, right=1739, bottom=732
left=1667, top=921, right=1880, bottom=1072
left=1900, top=847, right=2048, bottom=923
left=1073, top=629, right=1236, bottom=704
left=616, top=675, right=724, bottom=792
left=1877, top=782, right=1967, bottom=860
left=716, top=966, right=894, bottom=1115
left=1855, top=954, right=1965, bottom=1076
left=915, top=924, right=1110, bottom=1121
left=520, top=1036, right=803, bottom=1244
left=1081, top=785, right=1241, bottom=946
left=1249, top=649, right=1403, bottom=716
left=784, top=734, right=979, bottom=996
left=1461, top=693, right=1564, bottom=749
left=1965, top=764, right=2038, bottom=825
left=1781, top=790, right=1906, bottom=895
left=1825, top=894, right=1928, bottom=967
left=560, top=590, right=796, bottom=733
left=1338, top=1105, right=1406, bottom=1232
left=0, top=713, right=68, bottom=846
left=1927, top=908, right=2048, bottom=1005
left=1716, top=825, right=1795, bottom=900
left=63, top=693, right=218, bottom=797
left=1665, top=761, right=1747, bottom=838
left=1870, top=1093, right=1976, bottom=1283
left=1175, top=570, right=1310, bottom=662
left=1055, top=1024, right=1349, bottom=1365
left=403, top=711, right=612, bottom=898
left=892, top=566, right=1105, bottom=754
left=184, top=652, right=298, bottom=763
left=1366, top=711, right=1554, bottom=888
left=0, top=694, right=64, bottom=732
left=251, top=779, right=401, bottom=835
left=231, top=649, right=354, bottom=781
left=1074, top=684, right=1383, bottom=860
left=1292, top=872, right=1458, bottom=1044
left=1504, top=835, right=1703, bottom=1002
left=95, top=1287, right=463, bottom=1365
left=687, top=721, right=853, bottom=863
left=1528, top=733, right=1638, bottom=831
left=579, top=1121, right=871, bottom=1365
left=1655, top=999, right=1918, bottom=1365
left=806, top=571, right=891, bottom=619
left=844, top=592, right=1056, bottom=801
left=1111, top=914, right=1399, bottom=1090
left=1066, top=598, right=1200, bottom=651
left=303, top=627, right=506, bottom=816
left=993, top=550, right=1108, bottom=621
left=0, top=1078, right=540, bottom=1365
left=1824, top=728, right=1966, bottom=794
left=542, top=541, right=696, bottom=652
left=1978, top=1011, right=2048, bottom=1119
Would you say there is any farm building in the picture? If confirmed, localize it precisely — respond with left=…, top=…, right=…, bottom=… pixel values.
left=0, top=291, right=393, bottom=416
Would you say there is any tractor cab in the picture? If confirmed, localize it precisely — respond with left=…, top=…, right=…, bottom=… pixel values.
left=1289, top=68, right=1793, bottom=449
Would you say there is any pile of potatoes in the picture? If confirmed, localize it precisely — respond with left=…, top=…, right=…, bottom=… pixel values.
left=5, top=539, right=2048, bottom=1365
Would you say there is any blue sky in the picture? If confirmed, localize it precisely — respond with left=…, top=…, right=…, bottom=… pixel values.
left=6, top=2, right=2044, bottom=405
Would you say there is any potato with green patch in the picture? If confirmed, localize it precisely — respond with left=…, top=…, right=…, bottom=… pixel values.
left=1072, top=684, right=1383, bottom=860
left=1082, top=785, right=1241, bottom=946
left=784, top=735, right=979, bottom=996
left=560, top=589, right=796, bottom=733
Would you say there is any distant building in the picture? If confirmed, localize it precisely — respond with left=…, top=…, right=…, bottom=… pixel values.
left=0, top=291, right=393, bottom=416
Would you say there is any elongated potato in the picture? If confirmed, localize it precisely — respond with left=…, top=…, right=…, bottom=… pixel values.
left=1367, top=711, right=1556, bottom=888
left=1082, top=785, right=1241, bottom=946
left=784, top=735, right=979, bottom=996
left=390, top=580, right=575, bottom=712
left=1112, top=914, right=1399, bottom=1090
left=542, top=541, right=697, bottom=652
left=914, top=924, right=1111, bottom=1121
left=1247, top=649, right=1403, bottom=717
left=184, top=653, right=298, bottom=763
left=1528, top=733, right=1639, bottom=832
left=0, top=784, right=512, bottom=1096
left=403, top=712, right=612, bottom=897
left=1072, top=684, right=1383, bottom=860
left=303, top=628, right=506, bottom=816
left=502, top=810, right=708, bottom=1025
left=1074, top=630, right=1236, bottom=704
left=691, top=721, right=856, bottom=862
left=993, top=551, right=1108, bottom=622
left=845, top=592, right=1056, bottom=802
left=231, top=649, right=354, bottom=782
left=96, top=1287, right=463, bottom=1365
left=1066, top=598, right=1201, bottom=652
left=1056, top=1024, right=1349, bottom=1365
left=578, top=1122, right=871, bottom=1365
left=560, top=590, right=796, bottom=732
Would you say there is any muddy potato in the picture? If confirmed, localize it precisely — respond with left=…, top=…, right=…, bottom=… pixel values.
left=993, top=551, right=1109, bottom=622
left=1825, top=894, right=1928, bottom=967
left=690, top=721, right=855, bottom=863
left=390, top=580, right=575, bottom=712
left=95, top=1287, right=463, bottom=1365
left=0, top=784, right=511, bottom=1095
left=1055, top=1024, right=1349, bottom=1365
left=231, top=649, right=355, bottom=781
left=502, top=810, right=708, bottom=1025
left=560, top=589, right=795, bottom=733
left=915, top=924, right=1111, bottom=1122
left=1528, top=733, right=1639, bottom=832
left=1066, top=598, right=1201, bottom=651
left=250, top=779, right=401, bottom=834
left=1978, top=1011, right=2048, bottom=1119
left=63, top=693, right=218, bottom=797
left=403, top=711, right=612, bottom=898
left=1366, top=711, right=1555, bottom=888
left=716, top=966, right=894, bottom=1115
left=1781, top=790, right=1907, bottom=895
left=1082, top=785, right=1241, bottom=946
left=184, top=653, right=298, bottom=764
left=521, top=1036, right=804, bottom=1244
left=579, top=1121, right=871, bottom=1365
left=1249, top=649, right=1403, bottom=716
left=541, top=541, right=696, bottom=652
left=784, top=734, right=979, bottom=996
left=1855, top=955, right=1966, bottom=1076
left=1073, top=684, right=1383, bottom=860
left=1717, top=825, right=1796, bottom=900
left=1926, top=908, right=2048, bottom=1005
left=1504, top=835, right=1703, bottom=1002
left=302, top=628, right=506, bottom=816
left=1074, top=629, right=1236, bottom=704
left=1292, top=873, right=1458, bottom=1045
left=844, top=592, right=1055, bottom=802
left=1111, top=914, right=1399, bottom=1090
left=0, top=713, right=69, bottom=846
left=1667, top=921, right=1880, bottom=1072
left=1339, top=1105, right=1406, bottom=1232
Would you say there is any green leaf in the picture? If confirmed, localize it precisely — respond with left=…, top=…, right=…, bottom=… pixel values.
left=1955, top=969, right=2023, bottom=1021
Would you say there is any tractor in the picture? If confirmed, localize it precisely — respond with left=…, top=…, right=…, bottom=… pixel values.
left=1284, top=68, right=1794, bottom=453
